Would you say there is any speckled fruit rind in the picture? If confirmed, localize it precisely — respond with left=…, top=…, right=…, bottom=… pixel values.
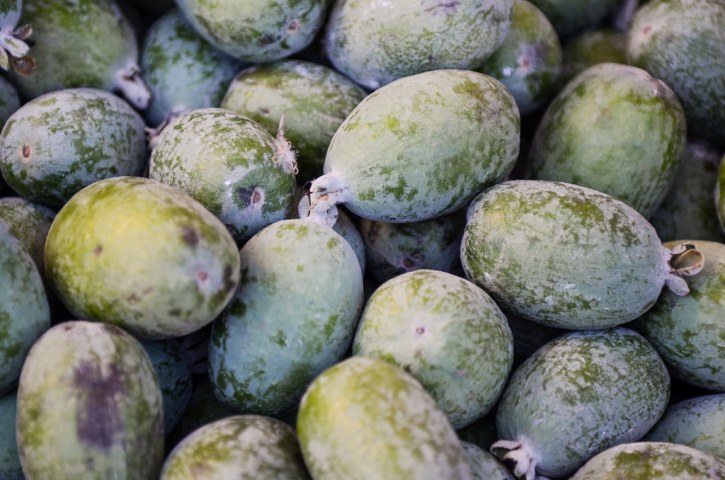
left=325, top=0, right=513, bottom=90
left=150, top=108, right=296, bottom=245
left=220, top=59, right=366, bottom=182
left=644, top=394, right=725, bottom=459
left=560, top=30, right=628, bottom=85
left=717, top=154, right=725, bottom=232
left=297, top=356, right=473, bottom=480
left=478, top=0, right=562, bottom=116
left=11, top=0, right=150, bottom=108
left=353, top=269, right=513, bottom=429
left=528, top=0, right=621, bottom=38
left=209, top=219, right=363, bottom=416
left=175, top=0, right=329, bottom=63
left=632, top=240, right=725, bottom=391
left=44, top=176, right=240, bottom=339
left=309, top=69, right=520, bottom=224
left=570, top=442, right=725, bottom=480
left=492, top=328, right=671, bottom=479
left=461, top=180, right=677, bottom=329
left=650, top=140, right=725, bottom=243
left=0, top=220, right=49, bottom=395
left=627, top=0, right=725, bottom=148
left=141, top=9, right=244, bottom=127
left=16, top=321, right=164, bottom=479
left=527, top=62, right=686, bottom=218
left=0, top=75, right=19, bottom=126
left=0, top=88, right=147, bottom=208
left=359, top=212, right=465, bottom=284
left=0, top=196, right=55, bottom=274
left=0, top=392, right=21, bottom=479
left=462, top=442, right=515, bottom=480
left=142, top=339, right=193, bottom=435
left=161, top=415, right=310, bottom=479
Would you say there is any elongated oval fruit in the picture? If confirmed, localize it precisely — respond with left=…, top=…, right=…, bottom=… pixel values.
left=307, top=69, right=519, bottom=225
left=570, top=442, right=725, bottom=480
left=492, top=328, right=671, bottom=479
left=161, top=415, right=309, bottom=479
left=0, top=391, right=21, bottom=480
left=461, top=180, right=700, bottom=330
left=16, top=321, right=164, bottom=479
left=44, top=176, right=240, bottom=339
left=297, top=356, right=473, bottom=480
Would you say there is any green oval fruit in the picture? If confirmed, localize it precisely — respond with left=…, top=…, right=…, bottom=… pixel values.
left=308, top=69, right=519, bottom=224
left=627, top=0, right=725, bottom=148
left=0, top=392, right=21, bottom=480
left=528, top=0, right=621, bottom=38
left=161, top=415, right=310, bottom=479
left=44, top=176, right=240, bottom=339
left=527, top=62, right=686, bottom=218
left=220, top=59, right=366, bottom=182
left=632, top=240, right=725, bottom=391
left=492, top=328, right=671, bottom=479
left=17, top=321, right=164, bottom=479
left=461, top=180, right=691, bottom=329
left=209, top=219, right=363, bottom=416
left=0, top=88, right=147, bottom=208
left=0, top=196, right=55, bottom=274
left=325, top=0, right=513, bottom=90
left=149, top=108, right=297, bottom=245
left=297, top=356, right=473, bottom=480
left=560, top=30, right=627, bottom=85
left=462, top=442, right=515, bottom=480
left=353, top=269, right=513, bottom=428
left=570, top=442, right=725, bottom=480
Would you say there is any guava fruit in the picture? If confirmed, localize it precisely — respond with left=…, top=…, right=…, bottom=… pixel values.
left=627, top=0, right=725, bottom=148
left=0, top=88, right=147, bottom=208
left=492, top=328, right=671, bottom=479
left=306, top=69, right=519, bottom=226
left=0, top=196, right=55, bottom=274
left=44, top=176, right=241, bottom=339
left=0, top=391, right=21, bottom=479
left=0, top=0, right=33, bottom=75
left=16, top=321, right=164, bottom=479
left=209, top=219, right=363, bottom=416
left=526, top=62, right=686, bottom=218
left=161, top=415, right=310, bottom=479
left=325, top=0, right=513, bottom=90
left=560, top=29, right=627, bottom=84
left=220, top=59, right=366, bottom=182
left=462, top=442, right=515, bottom=480
left=478, top=0, right=562, bottom=116
left=11, top=0, right=151, bottom=109
left=0, top=75, right=19, bottom=125
left=461, top=180, right=701, bottom=330
left=528, top=0, right=621, bottom=38
left=353, top=269, right=513, bottom=428
left=296, top=356, right=473, bottom=480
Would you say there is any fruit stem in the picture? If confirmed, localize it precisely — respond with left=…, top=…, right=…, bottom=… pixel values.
left=115, top=63, right=151, bottom=110
left=306, top=172, right=349, bottom=227
left=491, top=438, right=539, bottom=480
left=146, top=110, right=189, bottom=150
left=664, top=242, right=705, bottom=296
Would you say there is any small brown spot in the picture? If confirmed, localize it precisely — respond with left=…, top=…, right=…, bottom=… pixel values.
left=287, top=19, right=299, bottom=32
left=251, top=190, right=262, bottom=204
left=93, top=244, right=103, bottom=255
left=22, top=145, right=31, bottom=158
left=259, top=107, right=270, bottom=115
left=415, top=326, right=425, bottom=335
left=238, top=187, right=264, bottom=208
left=642, top=25, right=652, bottom=35
left=196, top=270, right=209, bottom=282
left=169, top=308, right=182, bottom=317
left=181, top=225, right=199, bottom=247
left=127, top=293, right=141, bottom=303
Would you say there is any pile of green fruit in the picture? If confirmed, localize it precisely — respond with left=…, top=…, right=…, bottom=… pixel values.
left=0, top=0, right=723, bottom=478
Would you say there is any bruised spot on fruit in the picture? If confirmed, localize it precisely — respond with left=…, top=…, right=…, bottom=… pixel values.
left=287, top=20, right=299, bottom=32
left=415, top=326, right=426, bottom=336
left=22, top=145, right=31, bottom=159
left=238, top=187, right=264, bottom=208
left=181, top=225, right=199, bottom=247
left=169, top=308, right=182, bottom=317
left=642, top=25, right=652, bottom=35
left=73, top=361, right=127, bottom=450
left=260, top=33, right=276, bottom=45
left=196, top=270, right=209, bottom=284
left=93, top=244, right=103, bottom=255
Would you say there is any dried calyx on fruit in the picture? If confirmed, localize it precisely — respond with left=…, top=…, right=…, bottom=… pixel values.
left=0, top=0, right=34, bottom=75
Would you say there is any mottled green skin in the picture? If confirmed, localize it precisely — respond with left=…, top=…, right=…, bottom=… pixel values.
left=0, top=220, right=49, bottom=396
left=527, top=63, right=686, bottom=218
left=0, top=76, right=19, bottom=127
left=161, top=415, right=310, bottom=479
left=221, top=59, right=366, bottom=182
left=528, top=0, right=621, bottom=37
left=318, top=69, right=520, bottom=223
left=561, top=30, right=628, bottom=85
left=11, top=0, right=141, bottom=102
left=209, top=219, right=364, bottom=416
left=150, top=108, right=296, bottom=245
left=461, top=180, right=671, bottom=329
left=44, top=176, right=240, bottom=339
left=650, top=139, right=725, bottom=243
left=297, top=356, right=473, bottom=480
left=359, top=212, right=465, bottom=284
left=462, top=442, right=515, bottom=480
left=495, top=328, right=671, bottom=478
left=632, top=240, right=725, bottom=391
left=627, top=0, right=725, bottom=148
left=718, top=155, right=725, bottom=232
left=0, top=88, right=147, bottom=208
left=175, top=0, right=329, bottom=62
left=479, top=0, right=562, bottom=116
left=16, top=321, right=164, bottom=479
left=0, top=392, right=21, bottom=479
left=142, top=339, right=193, bottom=435
left=570, top=442, right=725, bottom=479
left=0, top=196, right=55, bottom=274
left=325, top=0, right=513, bottom=90
left=353, top=270, right=513, bottom=429
left=645, top=394, right=725, bottom=459
left=141, top=9, right=244, bottom=127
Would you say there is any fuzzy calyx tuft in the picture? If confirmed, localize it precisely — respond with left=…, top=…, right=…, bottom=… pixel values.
left=491, top=439, right=539, bottom=480
left=274, top=113, right=298, bottom=175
